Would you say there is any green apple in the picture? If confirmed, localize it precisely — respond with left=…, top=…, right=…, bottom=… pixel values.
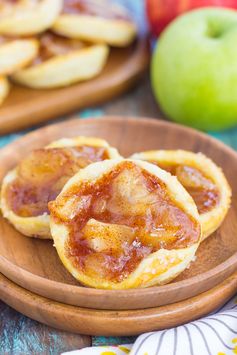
left=151, top=8, right=237, bottom=131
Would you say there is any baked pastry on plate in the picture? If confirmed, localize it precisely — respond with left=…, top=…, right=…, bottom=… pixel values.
left=0, top=37, right=38, bottom=75
left=1, top=137, right=121, bottom=239
left=53, top=0, right=137, bottom=47
left=49, top=159, right=201, bottom=289
left=0, top=0, right=63, bottom=36
left=0, top=76, right=9, bottom=105
left=130, top=150, right=231, bottom=241
left=11, top=32, right=109, bottom=88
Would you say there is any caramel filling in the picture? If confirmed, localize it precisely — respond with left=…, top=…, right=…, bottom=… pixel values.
left=0, top=35, right=35, bottom=46
left=49, top=161, right=200, bottom=283
left=150, top=161, right=220, bottom=214
left=32, top=32, right=86, bottom=65
left=63, top=0, right=132, bottom=21
left=6, top=145, right=109, bottom=217
left=0, top=36, right=11, bottom=45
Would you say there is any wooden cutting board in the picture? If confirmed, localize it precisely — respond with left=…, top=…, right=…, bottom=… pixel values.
left=0, top=40, right=149, bottom=135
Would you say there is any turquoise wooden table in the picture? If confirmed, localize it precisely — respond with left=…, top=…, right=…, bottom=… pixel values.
left=1, top=1, right=237, bottom=354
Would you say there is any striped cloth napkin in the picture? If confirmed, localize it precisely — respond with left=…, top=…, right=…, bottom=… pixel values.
left=63, top=295, right=237, bottom=355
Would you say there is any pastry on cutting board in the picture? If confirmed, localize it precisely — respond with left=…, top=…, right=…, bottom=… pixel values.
left=53, top=0, right=137, bottom=47
left=11, top=32, right=109, bottom=88
left=0, top=37, right=38, bottom=75
left=0, top=0, right=63, bottom=36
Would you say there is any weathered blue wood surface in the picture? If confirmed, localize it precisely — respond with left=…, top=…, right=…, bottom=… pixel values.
left=0, top=302, right=91, bottom=355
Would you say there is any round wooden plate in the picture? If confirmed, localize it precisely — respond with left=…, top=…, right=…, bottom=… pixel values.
left=0, top=40, right=149, bottom=135
left=0, top=117, right=237, bottom=310
left=0, top=271, right=236, bottom=336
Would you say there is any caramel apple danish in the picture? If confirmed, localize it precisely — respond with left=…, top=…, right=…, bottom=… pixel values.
left=0, top=37, right=38, bottom=76
left=53, top=0, right=137, bottom=47
left=1, top=137, right=121, bottom=239
left=0, top=0, right=63, bottom=36
left=49, top=159, right=201, bottom=289
left=130, top=150, right=231, bottom=241
left=0, top=76, right=9, bottom=105
left=11, top=32, right=109, bottom=88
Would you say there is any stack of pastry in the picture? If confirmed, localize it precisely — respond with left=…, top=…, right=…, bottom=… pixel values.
left=0, top=137, right=231, bottom=289
left=0, top=0, right=137, bottom=104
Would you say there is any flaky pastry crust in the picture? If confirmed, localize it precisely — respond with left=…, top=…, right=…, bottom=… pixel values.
left=0, top=39, right=38, bottom=75
left=0, top=137, right=121, bottom=239
left=12, top=44, right=109, bottom=88
left=0, top=0, right=63, bottom=35
left=130, top=150, right=231, bottom=241
left=0, top=76, right=9, bottom=105
left=49, top=159, right=201, bottom=289
left=52, top=0, right=137, bottom=47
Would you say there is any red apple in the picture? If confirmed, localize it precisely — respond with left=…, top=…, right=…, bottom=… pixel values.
left=146, top=0, right=237, bottom=36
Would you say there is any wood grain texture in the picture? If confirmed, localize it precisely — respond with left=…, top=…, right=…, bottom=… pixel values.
left=0, top=40, right=149, bottom=135
left=0, top=302, right=91, bottom=355
left=0, top=117, right=236, bottom=311
left=0, top=271, right=236, bottom=336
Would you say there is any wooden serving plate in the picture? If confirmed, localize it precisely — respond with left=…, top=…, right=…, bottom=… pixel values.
left=0, top=271, right=236, bottom=336
left=0, top=40, right=149, bottom=135
left=0, top=117, right=236, bottom=311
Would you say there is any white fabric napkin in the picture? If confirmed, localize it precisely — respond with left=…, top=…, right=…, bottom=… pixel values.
left=63, top=295, right=237, bottom=355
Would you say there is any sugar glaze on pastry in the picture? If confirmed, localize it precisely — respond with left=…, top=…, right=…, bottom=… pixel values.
left=49, top=159, right=201, bottom=289
left=130, top=150, right=231, bottom=241
left=0, top=137, right=121, bottom=239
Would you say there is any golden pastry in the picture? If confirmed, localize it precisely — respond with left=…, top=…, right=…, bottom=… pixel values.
left=11, top=32, right=109, bottom=88
left=130, top=150, right=231, bottom=241
left=0, top=0, right=63, bottom=36
left=0, top=37, right=38, bottom=75
left=49, top=159, right=201, bottom=289
left=53, top=0, right=137, bottom=47
left=1, top=137, right=121, bottom=239
left=0, top=76, right=9, bottom=105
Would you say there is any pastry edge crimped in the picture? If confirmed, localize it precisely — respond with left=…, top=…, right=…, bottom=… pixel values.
left=130, top=150, right=232, bottom=241
left=12, top=44, right=109, bottom=89
left=50, top=158, right=201, bottom=289
left=0, top=137, right=122, bottom=239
